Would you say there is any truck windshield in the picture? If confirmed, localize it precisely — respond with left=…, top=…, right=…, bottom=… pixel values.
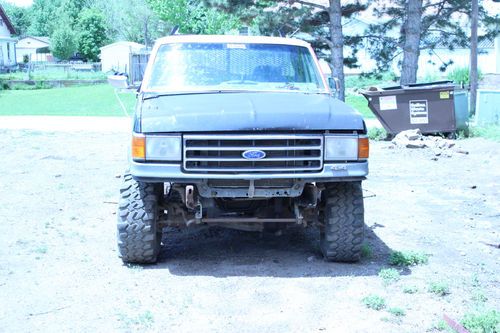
left=146, top=43, right=326, bottom=93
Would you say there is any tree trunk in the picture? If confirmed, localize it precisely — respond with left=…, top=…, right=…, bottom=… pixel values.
left=469, top=0, right=478, bottom=115
left=328, top=0, right=345, bottom=101
left=400, top=0, right=423, bottom=85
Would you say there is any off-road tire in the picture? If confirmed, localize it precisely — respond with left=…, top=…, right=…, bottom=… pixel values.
left=117, top=173, right=163, bottom=264
left=320, top=181, right=364, bottom=262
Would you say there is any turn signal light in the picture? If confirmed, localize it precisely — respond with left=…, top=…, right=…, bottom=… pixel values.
left=132, top=133, right=146, bottom=160
left=358, top=137, right=369, bottom=159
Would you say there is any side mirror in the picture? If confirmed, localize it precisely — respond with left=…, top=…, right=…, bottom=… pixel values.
left=328, top=77, right=340, bottom=98
left=107, top=74, right=130, bottom=89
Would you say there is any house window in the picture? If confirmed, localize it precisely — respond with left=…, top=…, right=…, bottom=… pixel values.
left=7, top=43, right=10, bottom=61
left=0, top=19, right=3, bottom=26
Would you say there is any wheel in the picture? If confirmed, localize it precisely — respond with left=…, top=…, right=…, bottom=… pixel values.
left=117, top=173, right=163, bottom=264
left=320, top=181, right=365, bottom=262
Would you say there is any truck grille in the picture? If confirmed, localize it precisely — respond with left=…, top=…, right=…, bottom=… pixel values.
left=183, top=134, right=324, bottom=173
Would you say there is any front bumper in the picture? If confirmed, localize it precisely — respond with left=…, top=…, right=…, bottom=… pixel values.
left=130, top=160, right=368, bottom=183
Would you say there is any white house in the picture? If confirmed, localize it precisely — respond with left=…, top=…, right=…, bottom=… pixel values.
left=100, top=41, right=145, bottom=73
left=16, top=36, right=52, bottom=63
left=0, top=4, right=16, bottom=70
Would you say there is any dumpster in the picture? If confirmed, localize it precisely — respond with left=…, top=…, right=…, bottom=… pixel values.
left=360, top=81, right=468, bottom=135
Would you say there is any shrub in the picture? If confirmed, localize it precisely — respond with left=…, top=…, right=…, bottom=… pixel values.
left=461, top=309, right=500, bottom=333
left=368, top=127, right=387, bottom=141
left=378, top=268, right=401, bottom=286
left=447, top=67, right=483, bottom=85
left=428, top=281, right=450, bottom=296
left=402, top=285, right=419, bottom=294
left=389, top=250, right=429, bottom=266
left=362, top=295, right=386, bottom=310
left=387, top=307, right=406, bottom=317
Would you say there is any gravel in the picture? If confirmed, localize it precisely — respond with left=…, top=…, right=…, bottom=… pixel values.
left=0, top=128, right=498, bottom=332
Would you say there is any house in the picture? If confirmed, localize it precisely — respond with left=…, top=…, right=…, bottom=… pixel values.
left=100, top=41, right=145, bottom=73
left=16, top=36, right=52, bottom=63
left=0, top=4, right=17, bottom=70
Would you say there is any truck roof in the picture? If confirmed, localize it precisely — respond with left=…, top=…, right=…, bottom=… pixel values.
left=154, top=35, right=312, bottom=48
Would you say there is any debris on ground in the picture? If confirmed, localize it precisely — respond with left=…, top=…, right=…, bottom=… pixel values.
left=391, top=129, right=469, bottom=158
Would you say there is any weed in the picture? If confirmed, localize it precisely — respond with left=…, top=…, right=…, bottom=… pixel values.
left=117, top=310, right=154, bottom=329
left=428, top=281, right=450, bottom=296
left=447, top=66, right=483, bottom=85
left=33, top=245, right=48, bottom=254
left=368, top=127, right=387, bottom=141
left=387, top=307, right=406, bottom=317
left=362, top=295, right=386, bottom=310
left=361, top=243, right=373, bottom=258
left=402, top=285, right=419, bottom=294
left=378, top=268, right=401, bottom=286
left=389, top=250, right=429, bottom=266
left=432, top=319, right=449, bottom=331
left=471, top=291, right=488, bottom=304
left=461, top=309, right=499, bottom=333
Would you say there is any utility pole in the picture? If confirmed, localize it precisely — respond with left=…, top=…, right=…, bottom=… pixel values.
left=469, top=0, right=478, bottom=115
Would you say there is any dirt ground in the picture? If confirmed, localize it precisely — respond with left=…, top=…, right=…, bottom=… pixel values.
left=0, top=127, right=498, bottom=333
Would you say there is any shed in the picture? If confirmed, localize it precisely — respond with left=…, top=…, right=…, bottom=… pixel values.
left=16, top=36, right=51, bottom=63
left=100, top=41, right=145, bottom=73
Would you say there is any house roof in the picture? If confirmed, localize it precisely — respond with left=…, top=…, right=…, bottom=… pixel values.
left=100, top=41, right=145, bottom=51
left=18, top=36, right=51, bottom=45
left=0, top=4, right=16, bottom=35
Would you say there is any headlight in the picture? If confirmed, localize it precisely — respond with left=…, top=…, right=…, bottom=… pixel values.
left=324, top=135, right=359, bottom=161
left=145, top=135, right=182, bottom=161
left=131, top=133, right=182, bottom=161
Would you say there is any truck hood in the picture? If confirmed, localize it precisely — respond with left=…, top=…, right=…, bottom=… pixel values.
left=139, top=92, right=365, bottom=133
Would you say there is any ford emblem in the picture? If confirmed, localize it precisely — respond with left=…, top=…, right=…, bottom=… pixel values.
left=242, top=149, right=266, bottom=160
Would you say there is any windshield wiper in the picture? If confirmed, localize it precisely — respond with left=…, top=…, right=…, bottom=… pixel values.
left=142, top=90, right=252, bottom=100
left=220, top=80, right=259, bottom=85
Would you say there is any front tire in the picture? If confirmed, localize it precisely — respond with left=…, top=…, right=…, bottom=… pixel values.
left=117, top=173, right=163, bottom=264
left=320, top=182, right=365, bottom=262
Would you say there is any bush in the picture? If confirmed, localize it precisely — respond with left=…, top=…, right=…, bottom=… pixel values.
left=389, top=250, right=429, bottom=266
left=362, top=295, right=386, bottom=310
left=428, top=281, right=450, bottom=296
left=387, top=307, right=406, bottom=317
left=378, top=268, right=401, bottom=286
left=368, top=127, right=387, bottom=141
left=461, top=309, right=500, bottom=333
left=447, top=67, right=483, bottom=85
left=402, top=285, right=419, bottom=294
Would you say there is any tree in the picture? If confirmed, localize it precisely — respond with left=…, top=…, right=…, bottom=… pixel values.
left=77, top=8, right=109, bottom=61
left=365, top=0, right=500, bottom=85
left=51, top=23, right=77, bottom=59
left=0, top=1, right=31, bottom=36
left=28, top=0, right=62, bottom=36
left=147, top=0, right=240, bottom=34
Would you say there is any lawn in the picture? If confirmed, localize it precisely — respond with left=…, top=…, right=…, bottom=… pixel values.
left=0, top=69, right=107, bottom=81
left=0, top=85, right=136, bottom=117
left=1, top=84, right=374, bottom=119
left=346, top=94, right=374, bottom=118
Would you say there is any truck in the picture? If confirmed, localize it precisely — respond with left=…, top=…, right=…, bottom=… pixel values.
left=114, top=35, right=369, bottom=264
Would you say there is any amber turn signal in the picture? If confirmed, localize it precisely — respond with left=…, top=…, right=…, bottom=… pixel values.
left=358, top=137, right=369, bottom=159
left=132, top=133, right=146, bottom=160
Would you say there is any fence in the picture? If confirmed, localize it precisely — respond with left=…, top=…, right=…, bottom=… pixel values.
left=129, top=52, right=150, bottom=84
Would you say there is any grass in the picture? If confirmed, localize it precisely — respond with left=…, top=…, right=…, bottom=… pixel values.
left=362, top=294, right=386, bottom=310
left=368, top=127, right=387, bottom=141
left=428, top=281, right=450, bottom=296
left=468, top=125, right=500, bottom=142
left=389, top=250, right=429, bottom=267
left=0, top=84, right=136, bottom=117
left=361, top=243, right=373, bottom=258
left=0, top=69, right=107, bottom=81
left=345, top=94, right=374, bottom=119
left=402, top=285, right=419, bottom=294
left=387, top=307, right=406, bottom=317
left=461, top=309, right=500, bottom=333
left=378, top=268, right=401, bottom=286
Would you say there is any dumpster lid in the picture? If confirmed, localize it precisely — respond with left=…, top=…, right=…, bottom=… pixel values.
left=360, top=80, right=456, bottom=96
